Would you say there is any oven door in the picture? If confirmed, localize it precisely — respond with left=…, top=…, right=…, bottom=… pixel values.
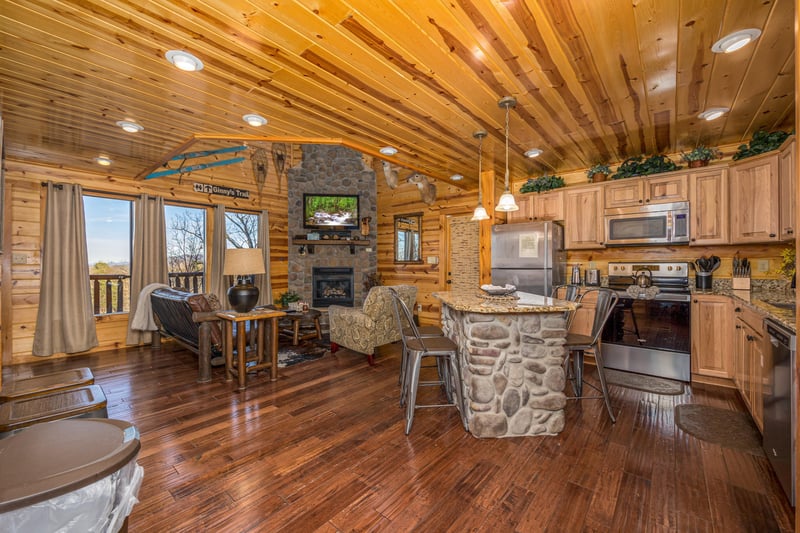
left=600, top=294, right=691, bottom=381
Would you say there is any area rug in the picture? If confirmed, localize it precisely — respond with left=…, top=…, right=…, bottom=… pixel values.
left=675, top=404, right=764, bottom=455
left=277, top=335, right=329, bottom=368
left=604, top=368, right=685, bottom=395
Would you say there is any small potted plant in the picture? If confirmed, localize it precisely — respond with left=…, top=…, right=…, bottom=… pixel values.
left=681, top=146, right=721, bottom=168
left=587, top=163, right=611, bottom=183
left=277, top=290, right=301, bottom=309
left=519, top=173, right=565, bottom=193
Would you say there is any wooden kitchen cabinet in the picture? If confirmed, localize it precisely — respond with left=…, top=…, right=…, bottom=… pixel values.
left=777, top=137, right=796, bottom=241
left=506, top=194, right=533, bottom=223
left=564, top=186, right=605, bottom=249
left=604, top=173, right=687, bottom=208
left=688, top=166, right=729, bottom=245
left=507, top=190, right=564, bottom=223
left=690, top=294, right=733, bottom=378
left=730, top=152, right=780, bottom=243
left=733, top=304, right=766, bottom=431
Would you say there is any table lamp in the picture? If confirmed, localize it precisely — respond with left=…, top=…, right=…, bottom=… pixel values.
left=223, top=248, right=266, bottom=313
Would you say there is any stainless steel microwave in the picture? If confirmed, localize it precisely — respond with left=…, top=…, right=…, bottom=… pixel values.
left=604, top=201, right=690, bottom=246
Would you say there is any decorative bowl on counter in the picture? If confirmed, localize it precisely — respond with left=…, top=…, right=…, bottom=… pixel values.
left=480, top=284, right=517, bottom=297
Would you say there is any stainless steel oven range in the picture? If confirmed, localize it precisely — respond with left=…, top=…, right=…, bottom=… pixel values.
left=601, top=261, right=691, bottom=381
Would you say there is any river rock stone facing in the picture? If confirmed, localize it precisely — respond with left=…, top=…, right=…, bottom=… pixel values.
left=441, top=305, right=567, bottom=438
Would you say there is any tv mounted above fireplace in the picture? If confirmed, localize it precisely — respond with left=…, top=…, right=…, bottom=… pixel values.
left=303, top=193, right=360, bottom=230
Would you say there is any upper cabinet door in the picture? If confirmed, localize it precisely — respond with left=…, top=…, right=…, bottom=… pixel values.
left=604, top=178, right=645, bottom=208
left=778, top=138, right=796, bottom=241
left=532, top=190, right=564, bottom=221
left=730, top=153, right=780, bottom=243
left=646, top=174, right=688, bottom=204
left=689, top=167, right=729, bottom=246
left=564, top=186, right=605, bottom=249
left=506, top=194, right=533, bottom=223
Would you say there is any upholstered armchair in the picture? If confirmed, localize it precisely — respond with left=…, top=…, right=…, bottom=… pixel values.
left=328, top=285, right=417, bottom=365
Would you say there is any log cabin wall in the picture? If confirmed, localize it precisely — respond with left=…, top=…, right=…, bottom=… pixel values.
left=1, top=159, right=290, bottom=366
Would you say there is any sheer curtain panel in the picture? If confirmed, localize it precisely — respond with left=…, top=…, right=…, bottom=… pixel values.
left=126, top=194, right=169, bottom=345
left=32, top=182, right=98, bottom=355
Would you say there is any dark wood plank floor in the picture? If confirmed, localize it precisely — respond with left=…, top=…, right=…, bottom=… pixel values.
left=5, top=341, right=795, bottom=532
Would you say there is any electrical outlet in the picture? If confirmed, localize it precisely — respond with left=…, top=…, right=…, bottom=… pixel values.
left=427, top=256, right=439, bottom=264
left=757, top=259, right=770, bottom=272
left=417, top=304, right=422, bottom=312
left=12, top=253, right=27, bottom=264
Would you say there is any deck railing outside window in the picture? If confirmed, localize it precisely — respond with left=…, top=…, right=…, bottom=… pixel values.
left=89, top=271, right=204, bottom=315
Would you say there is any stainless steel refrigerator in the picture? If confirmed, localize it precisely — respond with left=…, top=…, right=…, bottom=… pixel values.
left=491, top=221, right=565, bottom=296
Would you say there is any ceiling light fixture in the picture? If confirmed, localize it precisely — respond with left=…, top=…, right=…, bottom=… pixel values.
left=379, top=146, right=398, bottom=156
left=697, top=107, right=730, bottom=121
left=495, top=96, right=519, bottom=212
left=450, top=174, right=464, bottom=181
left=95, top=156, right=113, bottom=166
left=525, top=148, right=543, bottom=158
left=242, top=113, right=268, bottom=127
left=711, top=29, right=761, bottom=54
left=165, top=49, right=204, bottom=71
left=471, top=130, right=490, bottom=222
left=116, top=120, right=143, bottom=133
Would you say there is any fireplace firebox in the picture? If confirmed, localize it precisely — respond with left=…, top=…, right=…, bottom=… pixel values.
left=312, top=267, right=354, bottom=307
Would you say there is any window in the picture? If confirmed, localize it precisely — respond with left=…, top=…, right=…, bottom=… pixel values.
left=225, top=211, right=259, bottom=248
left=165, top=205, right=206, bottom=293
left=83, top=195, right=133, bottom=314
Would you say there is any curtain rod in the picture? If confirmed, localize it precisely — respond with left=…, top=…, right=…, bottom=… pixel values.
left=40, top=182, right=262, bottom=213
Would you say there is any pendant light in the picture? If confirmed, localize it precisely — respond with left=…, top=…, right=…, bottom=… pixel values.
left=495, top=96, right=519, bottom=212
left=471, top=130, right=490, bottom=221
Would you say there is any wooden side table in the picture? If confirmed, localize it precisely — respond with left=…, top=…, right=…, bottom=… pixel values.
left=280, top=309, right=322, bottom=345
left=216, top=308, right=286, bottom=390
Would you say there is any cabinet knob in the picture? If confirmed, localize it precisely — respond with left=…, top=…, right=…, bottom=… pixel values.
left=735, top=325, right=741, bottom=329
left=788, top=229, right=794, bottom=234
left=645, top=199, right=650, bottom=203
left=746, top=335, right=755, bottom=342
left=734, top=307, right=741, bottom=312
left=638, top=200, right=643, bottom=204
left=692, top=299, right=698, bottom=303
left=691, top=238, right=696, bottom=242
left=769, top=233, right=776, bottom=238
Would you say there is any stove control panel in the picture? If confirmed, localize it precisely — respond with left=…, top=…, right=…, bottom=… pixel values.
left=607, top=262, right=690, bottom=278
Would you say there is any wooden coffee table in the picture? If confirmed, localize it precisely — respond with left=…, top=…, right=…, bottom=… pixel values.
left=280, top=309, right=322, bottom=346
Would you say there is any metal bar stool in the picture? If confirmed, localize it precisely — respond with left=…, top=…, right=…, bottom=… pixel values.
left=563, top=288, right=619, bottom=423
left=389, top=288, right=468, bottom=434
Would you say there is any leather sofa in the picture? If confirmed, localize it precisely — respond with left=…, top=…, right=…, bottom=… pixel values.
left=328, top=285, right=417, bottom=365
left=150, top=287, right=224, bottom=382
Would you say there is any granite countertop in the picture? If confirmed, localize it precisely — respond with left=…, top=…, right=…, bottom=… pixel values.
left=433, top=290, right=578, bottom=314
left=694, top=286, right=796, bottom=332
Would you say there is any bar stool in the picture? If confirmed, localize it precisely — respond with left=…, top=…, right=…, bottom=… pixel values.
left=551, top=284, right=582, bottom=330
left=388, top=288, right=468, bottom=434
left=563, top=288, right=619, bottom=423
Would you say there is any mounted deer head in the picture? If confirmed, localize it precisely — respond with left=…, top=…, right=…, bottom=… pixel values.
left=406, top=173, right=437, bottom=205
left=382, top=160, right=399, bottom=189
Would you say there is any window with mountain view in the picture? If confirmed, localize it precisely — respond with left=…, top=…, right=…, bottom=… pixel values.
left=84, top=195, right=133, bottom=314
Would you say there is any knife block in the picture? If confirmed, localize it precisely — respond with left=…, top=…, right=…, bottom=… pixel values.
left=732, top=277, right=751, bottom=290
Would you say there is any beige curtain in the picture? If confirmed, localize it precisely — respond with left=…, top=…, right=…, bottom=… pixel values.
left=255, top=210, right=272, bottom=305
left=126, top=194, right=169, bottom=345
left=33, top=183, right=98, bottom=355
left=208, top=204, right=226, bottom=299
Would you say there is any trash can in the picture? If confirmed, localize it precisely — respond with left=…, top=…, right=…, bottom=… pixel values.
left=0, top=418, right=143, bottom=532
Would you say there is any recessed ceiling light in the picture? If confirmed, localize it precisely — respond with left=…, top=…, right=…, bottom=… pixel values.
left=95, top=156, right=113, bottom=166
left=116, top=120, right=143, bottom=133
left=165, top=50, right=204, bottom=71
left=450, top=174, right=463, bottom=181
left=711, top=29, right=761, bottom=54
left=379, top=146, right=398, bottom=156
left=242, top=114, right=268, bottom=127
left=698, top=107, right=730, bottom=121
left=525, top=148, right=543, bottom=158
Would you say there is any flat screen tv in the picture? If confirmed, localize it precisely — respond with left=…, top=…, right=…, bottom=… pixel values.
left=303, top=193, right=360, bottom=230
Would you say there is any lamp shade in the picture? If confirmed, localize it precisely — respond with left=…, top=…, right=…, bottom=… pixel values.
left=223, top=248, right=266, bottom=276
left=495, top=191, right=519, bottom=212
left=223, top=248, right=266, bottom=313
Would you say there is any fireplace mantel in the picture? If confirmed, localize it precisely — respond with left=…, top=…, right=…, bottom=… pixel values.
left=292, top=238, right=369, bottom=254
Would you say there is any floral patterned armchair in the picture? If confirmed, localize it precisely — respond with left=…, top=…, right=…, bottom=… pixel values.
left=328, top=285, right=417, bottom=365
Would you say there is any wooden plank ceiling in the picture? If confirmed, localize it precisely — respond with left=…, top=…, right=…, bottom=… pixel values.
left=0, top=0, right=794, bottom=190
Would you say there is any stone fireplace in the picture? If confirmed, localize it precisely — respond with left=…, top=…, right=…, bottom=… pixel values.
left=312, top=267, right=354, bottom=307
left=286, top=145, right=377, bottom=308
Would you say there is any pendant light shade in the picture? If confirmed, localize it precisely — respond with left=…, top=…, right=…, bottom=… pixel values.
left=471, top=130, right=490, bottom=221
left=495, top=96, right=519, bottom=212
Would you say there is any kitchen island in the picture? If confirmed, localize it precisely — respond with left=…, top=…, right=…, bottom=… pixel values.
left=432, top=290, right=578, bottom=438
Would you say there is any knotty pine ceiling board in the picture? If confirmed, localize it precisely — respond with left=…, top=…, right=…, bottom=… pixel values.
left=0, top=0, right=795, bottom=189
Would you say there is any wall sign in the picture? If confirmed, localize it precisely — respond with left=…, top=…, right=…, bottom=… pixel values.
left=193, top=182, right=250, bottom=199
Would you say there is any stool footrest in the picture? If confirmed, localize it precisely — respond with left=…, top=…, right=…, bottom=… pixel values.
left=0, top=385, right=108, bottom=435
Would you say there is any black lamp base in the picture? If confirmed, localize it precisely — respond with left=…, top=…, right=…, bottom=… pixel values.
left=227, top=281, right=260, bottom=313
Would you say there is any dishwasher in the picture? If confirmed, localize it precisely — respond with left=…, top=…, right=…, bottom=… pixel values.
left=764, top=318, right=797, bottom=506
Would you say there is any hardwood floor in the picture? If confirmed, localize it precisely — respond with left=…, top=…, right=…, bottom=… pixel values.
left=4, top=341, right=795, bottom=532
